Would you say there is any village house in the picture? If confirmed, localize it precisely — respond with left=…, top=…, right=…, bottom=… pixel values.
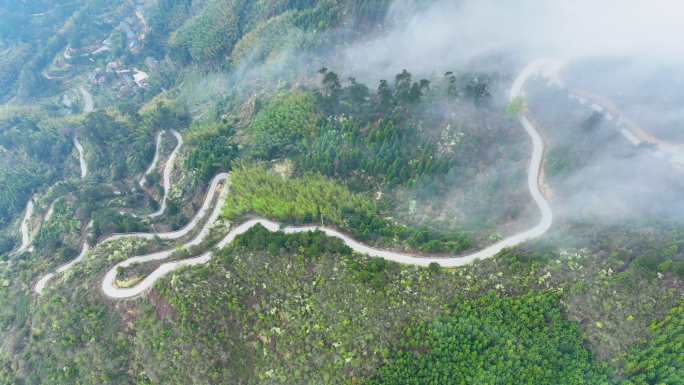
left=135, top=6, right=146, bottom=21
left=122, top=26, right=136, bottom=40
left=86, top=72, right=98, bottom=83
left=111, top=84, right=130, bottom=99
left=133, top=70, right=149, bottom=88
left=145, top=57, right=158, bottom=70
left=122, top=74, right=135, bottom=87
left=106, top=61, right=118, bottom=72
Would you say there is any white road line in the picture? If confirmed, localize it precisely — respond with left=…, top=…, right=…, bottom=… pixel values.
left=17, top=200, right=34, bottom=252
left=149, top=130, right=182, bottom=218
left=139, top=131, right=165, bottom=187
left=79, top=85, right=93, bottom=112
left=74, top=135, right=87, bottom=178
left=34, top=221, right=92, bottom=294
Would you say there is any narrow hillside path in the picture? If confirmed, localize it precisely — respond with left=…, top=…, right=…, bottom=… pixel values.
left=34, top=222, right=92, bottom=293
left=104, top=173, right=229, bottom=243
left=149, top=130, right=182, bottom=218
left=34, top=174, right=229, bottom=294
left=74, top=135, right=87, bottom=178
left=34, top=130, right=186, bottom=293
left=79, top=85, right=93, bottom=112
left=139, top=131, right=165, bottom=187
left=17, top=200, right=34, bottom=252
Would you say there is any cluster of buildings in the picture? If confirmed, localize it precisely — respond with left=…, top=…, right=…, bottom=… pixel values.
left=72, top=1, right=158, bottom=101
left=88, top=2, right=157, bottom=99
left=120, top=4, right=146, bottom=50
left=85, top=55, right=157, bottom=99
left=109, top=58, right=158, bottom=98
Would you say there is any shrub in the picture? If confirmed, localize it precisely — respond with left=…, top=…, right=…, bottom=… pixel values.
left=631, top=254, right=659, bottom=271
left=614, top=271, right=636, bottom=289
left=371, top=273, right=387, bottom=290
left=657, top=260, right=672, bottom=271
left=672, top=262, right=684, bottom=279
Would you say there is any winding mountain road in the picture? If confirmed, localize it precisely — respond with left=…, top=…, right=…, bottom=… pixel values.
left=74, top=135, right=87, bottom=178
left=79, top=86, right=93, bottom=112
left=94, top=60, right=559, bottom=298
left=35, top=174, right=230, bottom=294
left=34, top=222, right=92, bottom=293
left=567, top=93, right=684, bottom=163
left=17, top=200, right=34, bottom=253
left=149, top=130, right=182, bottom=218
left=139, top=131, right=165, bottom=187
left=33, top=131, right=187, bottom=294
left=36, top=60, right=560, bottom=298
left=104, top=173, right=229, bottom=243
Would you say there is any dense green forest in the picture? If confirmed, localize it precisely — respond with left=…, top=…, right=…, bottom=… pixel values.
left=5, top=218, right=684, bottom=384
left=0, top=0, right=682, bottom=383
left=369, top=291, right=613, bottom=384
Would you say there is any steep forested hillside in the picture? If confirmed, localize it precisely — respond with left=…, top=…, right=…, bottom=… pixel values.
left=0, top=0, right=682, bottom=384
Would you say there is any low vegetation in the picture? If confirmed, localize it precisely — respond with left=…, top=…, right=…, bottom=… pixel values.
left=221, top=161, right=374, bottom=223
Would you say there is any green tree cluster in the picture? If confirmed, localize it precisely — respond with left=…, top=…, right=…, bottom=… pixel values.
left=301, top=116, right=455, bottom=185
left=0, top=105, right=70, bottom=227
left=221, top=161, right=374, bottom=223
left=582, top=111, right=604, bottom=131
left=33, top=198, right=80, bottom=259
left=230, top=12, right=298, bottom=68
left=249, top=90, right=321, bottom=159
left=369, top=290, right=613, bottom=384
left=507, top=95, right=526, bottom=117
left=344, top=215, right=474, bottom=253
left=0, top=43, right=31, bottom=99
left=622, top=304, right=684, bottom=384
left=233, top=222, right=352, bottom=257
left=90, top=209, right=146, bottom=241
left=81, top=109, right=154, bottom=179
left=169, top=0, right=241, bottom=63
left=545, top=142, right=577, bottom=177
left=185, top=134, right=238, bottom=184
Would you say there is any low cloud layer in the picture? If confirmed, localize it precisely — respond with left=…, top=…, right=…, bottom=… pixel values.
left=342, top=0, right=684, bottom=77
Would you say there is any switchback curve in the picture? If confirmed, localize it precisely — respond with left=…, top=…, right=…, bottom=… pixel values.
left=35, top=173, right=229, bottom=294
left=139, top=131, right=165, bottom=187
left=149, top=130, right=182, bottom=218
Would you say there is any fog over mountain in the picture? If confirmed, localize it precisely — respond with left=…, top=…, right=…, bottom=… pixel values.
left=334, top=0, right=684, bottom=223
left=342, top=0, right=684, bottom=76
left=4, top=1, right=684, bottom=383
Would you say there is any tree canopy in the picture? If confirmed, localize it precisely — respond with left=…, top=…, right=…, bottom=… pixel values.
left=369, top=290, right=613, bottom=384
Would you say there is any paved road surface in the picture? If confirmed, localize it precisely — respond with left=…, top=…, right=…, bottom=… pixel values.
left=35, top=174, right=229, bottom=294
left=79, top=85, right=93, bottom=112
left=139, top=131, right=165, bottom=187
left=17, top=201, right=34, bottom=252
left=149, top=130, right=182, bottom=218
left=74, top=135, right=87, bottom=178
